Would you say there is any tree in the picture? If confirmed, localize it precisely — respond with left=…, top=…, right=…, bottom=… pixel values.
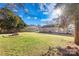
left=59, top=16, right=69, bottom=33
left=55, top=3, right=79, bottom=45
left=0, top=8, right=27, bottom=33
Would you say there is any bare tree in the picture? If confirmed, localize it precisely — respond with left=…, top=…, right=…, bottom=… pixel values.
left=55, top=3, right=79, bottom=45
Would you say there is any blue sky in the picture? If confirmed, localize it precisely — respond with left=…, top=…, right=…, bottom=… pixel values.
left=0, top=3, right=57, bottom=26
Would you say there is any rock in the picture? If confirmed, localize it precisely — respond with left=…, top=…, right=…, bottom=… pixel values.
left=9, top=33, right=19, bottom=36
left=66, top=46, right=73, bottom=49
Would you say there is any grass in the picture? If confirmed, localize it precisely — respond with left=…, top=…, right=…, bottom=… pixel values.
left=0, top=32, right=74, bottom=56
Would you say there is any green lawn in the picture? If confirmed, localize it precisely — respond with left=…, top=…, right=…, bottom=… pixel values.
left=0, top=32, right=74, bottom=56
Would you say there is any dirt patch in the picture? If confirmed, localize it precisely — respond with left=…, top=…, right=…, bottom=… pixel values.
left=41, top=42, right=79, bottom=56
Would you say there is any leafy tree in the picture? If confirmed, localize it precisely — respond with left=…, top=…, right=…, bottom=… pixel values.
left=55, top=3, right=79, bottom=45
left=0, top=8, right=27, bottom=33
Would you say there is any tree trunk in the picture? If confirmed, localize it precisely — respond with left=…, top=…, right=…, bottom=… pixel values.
left=74, top=15, right=79, bottom=45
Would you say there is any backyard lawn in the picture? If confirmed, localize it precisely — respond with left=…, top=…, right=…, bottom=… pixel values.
left=0, top=32, right=74, bottom=56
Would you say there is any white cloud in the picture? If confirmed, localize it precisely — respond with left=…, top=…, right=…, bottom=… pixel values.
left=41, top=18, right=58, bottom=25
left=27, top=16, right=31, bottom=19
left=19, top=15, right=23, bottom=18
left=41, top=18, right=51, bottom=22
left=13, top=9, right=18, bottom=12
left=38, top=4, right=58, bottom=26
left=39, top=3, right=45, bottom=11
left=34, top=17, right=37, bottom=19
left=39, top=3, right=49, bottom=12
left=43, top=12, right=48, bottom=15
left=41, top=4, right=58, bottom=23
left=24, top=9, right=29, bottom=13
